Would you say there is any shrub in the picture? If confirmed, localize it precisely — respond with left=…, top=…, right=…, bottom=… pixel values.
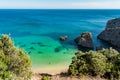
left=41, top=76, right=51, bottom=80
left=0, top=34, right=32, bottom=80
left=68, top=48, right=120, bottom=79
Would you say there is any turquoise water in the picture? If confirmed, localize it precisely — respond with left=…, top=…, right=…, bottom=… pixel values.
left=0, top=9, right=120, bottom=72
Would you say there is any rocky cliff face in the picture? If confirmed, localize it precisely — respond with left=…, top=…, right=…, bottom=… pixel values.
left=75, top=32, right=94, bottom=49
left=98, top=18, right=120, bottom=49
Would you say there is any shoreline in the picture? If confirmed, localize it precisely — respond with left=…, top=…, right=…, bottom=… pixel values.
left=32, top=72, right=107, bottom=80
left=32, top=66, right=69, bottom=80
left=32, top=66, right=69, bottom=75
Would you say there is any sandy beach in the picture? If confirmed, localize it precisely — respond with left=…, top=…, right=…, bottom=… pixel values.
left=32, top=73, right=107, bottom=80
left=33, top=66, right=69, bottom=75
left=32, top=66, right=107, bottom=80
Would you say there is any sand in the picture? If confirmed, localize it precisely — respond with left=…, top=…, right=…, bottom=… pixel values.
left=33, top=66, right=68, bottom=75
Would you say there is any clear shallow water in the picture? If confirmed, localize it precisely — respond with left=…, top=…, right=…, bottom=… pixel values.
left=0, top=9, right=120, bottom=72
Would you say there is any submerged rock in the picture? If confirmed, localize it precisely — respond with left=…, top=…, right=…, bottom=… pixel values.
left=39, top=44, right=47, bottom=47
left=37, top=42, right=42, bottom=45
left=38, top=51, right=43, bottom=54
left=59, top=36, right=68, bottom=41
left=54, top=46, right=63, bottom=52
left=55, top=47, right=60, bottom=52
left=75, top=32, right=94, bottom=49
left=29, top=46, right=35, bottom=50
left=28, top=51, right=31, bottom=55
left=98, top=18, right=120, bottom=50
left=31, top=42, right=36, bottom=44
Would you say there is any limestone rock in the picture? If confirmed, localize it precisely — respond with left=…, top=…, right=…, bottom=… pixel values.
left=75, top=32, right=94, bottom=49
left=59, top=36, right=68, bottom=41
left=98, top=18, right=120, bottom=49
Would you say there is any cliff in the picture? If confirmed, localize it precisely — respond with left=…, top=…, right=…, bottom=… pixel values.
left=98, top=18, right=120, bottom=50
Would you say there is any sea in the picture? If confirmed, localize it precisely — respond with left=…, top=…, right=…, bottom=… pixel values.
left=0, top=9, right=120, bottom=72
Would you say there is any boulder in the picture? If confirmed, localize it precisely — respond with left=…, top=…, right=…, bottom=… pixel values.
left=98, top=18, right=120, bottom=49
left=59, top=36, right=68, bottom=41
left=75, top=32, right=94, bottom=49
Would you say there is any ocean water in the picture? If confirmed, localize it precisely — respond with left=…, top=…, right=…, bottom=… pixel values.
left=0, top=9, right=120, bottom=72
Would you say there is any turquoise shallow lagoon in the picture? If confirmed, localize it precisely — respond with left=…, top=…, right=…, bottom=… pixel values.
left=14, top=36, right=77, bottom=72
left=0, top=9, right=120, bottom=73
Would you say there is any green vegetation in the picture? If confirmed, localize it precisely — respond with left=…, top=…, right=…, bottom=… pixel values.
left=41, top=76, right=51, bottom=80
left=68, top=48, right=120, bottom=80
left=0, top=34, right=32, bottom=80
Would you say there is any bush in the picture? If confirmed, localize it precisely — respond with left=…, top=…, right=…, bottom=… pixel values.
left=68, top=48, right=120, bottom=79
left=41, top=76, right=51, bottom=80
left=0, top=34, right=32, bottom=80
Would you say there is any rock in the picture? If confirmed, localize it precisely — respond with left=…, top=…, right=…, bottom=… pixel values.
left=38, top=51, right=43, bottom=54
left=54, top=46, right=63, bottom=52
left=59, top=36, right=68, bottom=41
left=98, top=18, right=120, bottom=49
left=96, top=46, right=103, bottom=50
left=28, top=51, right=31, bottom=54
left=55, top=47, right=60, bottom=52
left=29, top=47, right=35, bottom=50
left=75, top=32, right=94, bottom=49
left=106, top=18, right=120, bottom=29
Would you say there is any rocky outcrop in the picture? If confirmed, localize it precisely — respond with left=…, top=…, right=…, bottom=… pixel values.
left=59, top=36, right=68, bottom=41
left=75, top=32, right=94, bottom=49
left=98, top=18, right=120, bottom=49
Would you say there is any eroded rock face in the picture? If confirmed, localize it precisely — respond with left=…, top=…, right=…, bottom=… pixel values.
left=75, top=32, right=94, bottom=49
left=106, top=18, right=120, bottom=29
left=98, top=18, right=120, bottom=49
